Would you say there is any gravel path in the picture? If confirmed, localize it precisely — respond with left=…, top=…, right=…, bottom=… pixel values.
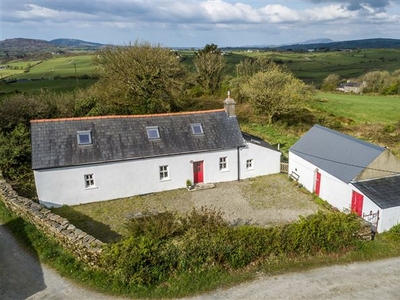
left=0, top=222, right=122, bottom=300
left=190, top=175, right=319, bottom=227
left=188, top=257, right=400, bottom=300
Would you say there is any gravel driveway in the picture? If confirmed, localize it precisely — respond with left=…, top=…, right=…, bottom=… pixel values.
left=189, top=174, right=319, bottom=227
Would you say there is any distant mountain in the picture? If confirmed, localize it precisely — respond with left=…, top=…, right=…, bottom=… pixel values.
left=0, top=38, right=53, bottom=49
left=300, top=38, right=333, bottom=45
left=275, top=38, right=400, bottom=51
left=50, top=38, right=104, bottom=47
left=0, top=38, right=104, bottom=51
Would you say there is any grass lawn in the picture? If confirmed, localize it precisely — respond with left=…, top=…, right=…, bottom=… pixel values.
left=312, top=92, right=400, bottom=124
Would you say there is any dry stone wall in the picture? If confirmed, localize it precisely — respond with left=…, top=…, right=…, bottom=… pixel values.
left=0, top=172, right=104, bottom=268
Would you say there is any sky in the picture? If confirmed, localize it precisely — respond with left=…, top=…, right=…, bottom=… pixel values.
left=1, top=0, right=400, bottom=48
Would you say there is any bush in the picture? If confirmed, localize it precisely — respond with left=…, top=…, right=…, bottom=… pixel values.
left=102, top=209, right=364, bottom=286
left=124, top=211, right=184, bottom=240
left=280, top=211, right=362, bottom=254
left=101, top=236, right=172, bottom=286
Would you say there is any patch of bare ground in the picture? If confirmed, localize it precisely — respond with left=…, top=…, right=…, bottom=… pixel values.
left=55, top=174, right=319, bottom=241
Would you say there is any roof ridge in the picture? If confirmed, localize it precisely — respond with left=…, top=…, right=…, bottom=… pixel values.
left=30, top=109, right=226, bottom=123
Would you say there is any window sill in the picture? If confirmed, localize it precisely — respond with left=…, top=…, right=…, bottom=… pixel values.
left=219, top=169, right=230, bottom=173
left=85, top=186, right=98, bottom=190
left=160, top=178, right=171, bottom=182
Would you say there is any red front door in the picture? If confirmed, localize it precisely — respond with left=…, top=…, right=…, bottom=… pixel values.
left=193, top=161, right=204, bottom=184
left=351, top=191, right=364, bottom=216
left=315, top=171, right=321, bottom=196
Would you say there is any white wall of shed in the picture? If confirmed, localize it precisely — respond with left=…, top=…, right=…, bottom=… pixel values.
left=289, top=152, right=350, bottom=210
left=239, top=143, right=281, bottom=180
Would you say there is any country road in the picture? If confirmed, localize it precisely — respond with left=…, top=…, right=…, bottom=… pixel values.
left=2, top=220, right=400, bottom=299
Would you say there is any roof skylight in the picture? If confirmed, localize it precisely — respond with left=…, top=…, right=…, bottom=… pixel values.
left=191, top=123, right=204, bottom=135
left=146, top=126, right=160, bottom=140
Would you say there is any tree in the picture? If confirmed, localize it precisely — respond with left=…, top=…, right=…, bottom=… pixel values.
left=321, top=74, right=340, bottom=91
left=231, top=57, right=275, bottom=102
left=193, top=44, right=226, bottom=95
left=92, top=41, right=187, bottom=115
left=363, top=70, right=391, bottom=94
left=0, top=124, right=35, bottom=198
left=241, top=64, right=311, bottom=124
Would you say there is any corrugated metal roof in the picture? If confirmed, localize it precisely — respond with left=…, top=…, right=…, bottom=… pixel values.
left=31, top=110, right=245, bottom=170
left=352, top=175, right=400, bottom=209
left=289, top=124, right=385, bottom=183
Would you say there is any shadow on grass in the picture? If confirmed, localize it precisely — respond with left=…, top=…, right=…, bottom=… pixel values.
left=1, top=218, right=46, bottom=299
left=52, top=206, right=122, bottom=243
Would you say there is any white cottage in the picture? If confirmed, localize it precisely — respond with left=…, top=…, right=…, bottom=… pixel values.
left=31, top=97, right=281, bottom=207
left=289, top=124, right=400, bottom=232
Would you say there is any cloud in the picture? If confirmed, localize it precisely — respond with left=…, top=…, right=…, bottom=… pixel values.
left=2, top=0, right=400, bottom=47
left=307, top=0, right=390, bottom=11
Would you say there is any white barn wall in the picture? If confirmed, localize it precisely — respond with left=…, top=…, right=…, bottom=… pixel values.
left=380, top=207, right=400, bottom=232
left=318, top=170, right=351, bottom=212
left=289, top=152, right=351, bottom=211
left=35, top=149, right=240, bottom=207
left=288, top=152, right=318, bottom=192
left=239, top=143, right=281, bottom=180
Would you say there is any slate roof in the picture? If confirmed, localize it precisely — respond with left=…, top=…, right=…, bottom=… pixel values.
left=31, top=109, right=245, bottom=170
left=242, top=132, right=280, bottom=152
left=352, top=175, right=400, bottom=209
left=289, top=124, right=385, bottom=183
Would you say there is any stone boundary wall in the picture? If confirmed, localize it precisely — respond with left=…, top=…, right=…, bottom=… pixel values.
left=0, top=172, right=104, bottom=268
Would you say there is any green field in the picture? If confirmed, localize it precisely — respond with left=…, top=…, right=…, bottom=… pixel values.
left=2, top=48, right=400, bottom=87
left=0, top=78, right=97, bottom=94
left=17, top=55, right=95, bottom=79
left=312, top=92, right=400, bottom=124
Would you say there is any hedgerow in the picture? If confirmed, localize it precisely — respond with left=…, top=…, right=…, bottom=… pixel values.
left=101, top=208, right=364, bottom=287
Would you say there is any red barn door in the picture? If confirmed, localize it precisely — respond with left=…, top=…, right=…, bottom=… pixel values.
left=314, top=171, right=321, bottom=196
left=351, top=191, right=364, bottom=216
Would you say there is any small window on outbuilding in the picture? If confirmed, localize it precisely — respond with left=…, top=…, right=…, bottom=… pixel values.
left=246, top=159, right=254, bottom=170
left=191, top=123, right=204, bottom=135
left=84, top=174, right=95, bottom=188
left=146, top=126, right=160, bottom=140
left=77, top=131, right=92, bottom=145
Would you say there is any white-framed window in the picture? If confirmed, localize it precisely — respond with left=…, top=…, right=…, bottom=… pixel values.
left=146, top=126, right=160, bottom=140
left=219, top=157, right=227, bottom=171
left=84, top=174, right=95, bottom=188
left=159, top=165, right=169, bottom=180
left=246, top=159, right=254, bottom=170
left=77, top=130, right=92, bottom=145
left=191, top=123, right=204, bottom=135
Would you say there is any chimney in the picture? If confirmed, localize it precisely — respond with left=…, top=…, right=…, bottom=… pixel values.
left=224, top=91, right=236, bottom=117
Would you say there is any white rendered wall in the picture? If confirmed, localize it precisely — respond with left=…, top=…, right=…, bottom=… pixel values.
left=289, top=152, right=351, bottom=211
left=239, top=143, right=281, bottom=180
left=288, top=152, right=319, bottom=192
left=379, top=207, right=400, bottom=232
left=35, top=149, right=239, bottom=207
